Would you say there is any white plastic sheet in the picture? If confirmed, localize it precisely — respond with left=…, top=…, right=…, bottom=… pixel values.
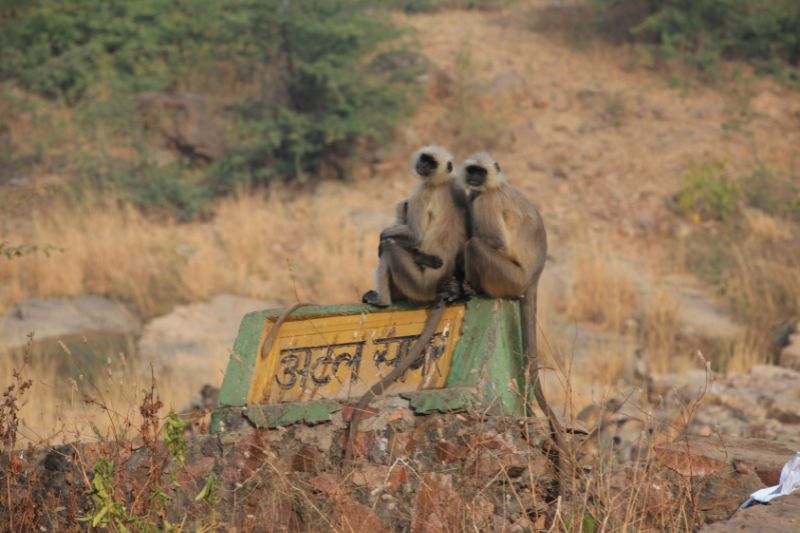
left=741, top=452, right=800, bottom=509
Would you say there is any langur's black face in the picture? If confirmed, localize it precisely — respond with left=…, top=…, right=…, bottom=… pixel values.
left=415, top=152, right=439, bottom=178
left=465, top=164, right=488, bottom=187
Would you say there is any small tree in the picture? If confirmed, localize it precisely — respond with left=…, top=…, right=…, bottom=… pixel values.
left=212, top=0, right=419, bottom=189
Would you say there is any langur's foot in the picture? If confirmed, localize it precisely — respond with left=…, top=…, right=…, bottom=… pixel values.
left=461, top=281, right=478, bottom=298
left=362, top=290, right=390, bottom=307
left=436, top=277, right=463, bottom=304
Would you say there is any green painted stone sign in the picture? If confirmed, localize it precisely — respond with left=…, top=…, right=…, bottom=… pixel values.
left=211, top=297, right=529, bottom=432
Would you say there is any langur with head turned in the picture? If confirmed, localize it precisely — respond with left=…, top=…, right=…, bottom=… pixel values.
left=362, top=144, right=467, bottom=307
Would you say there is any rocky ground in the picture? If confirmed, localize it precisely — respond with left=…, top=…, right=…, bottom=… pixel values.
left=3, top=391, right=799, bottom=531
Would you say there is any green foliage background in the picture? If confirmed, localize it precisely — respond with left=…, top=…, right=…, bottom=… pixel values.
left=1, top=0, right=799, bottom=219
left=0, top=0, right=418, bottom=218
left=592, top=0, right=800, bottom=78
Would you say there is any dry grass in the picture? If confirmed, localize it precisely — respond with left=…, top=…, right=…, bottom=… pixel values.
left=1, top=4, right=799, bottom=529
left=639, top=289, right=683, bottom=375
left=0, top=342, right=192, bottom=445
left=682, top=206, right=800, bottom=371
left=566, top=238, right=638, bottom=334
left=0, top=190, right=378, bottom=319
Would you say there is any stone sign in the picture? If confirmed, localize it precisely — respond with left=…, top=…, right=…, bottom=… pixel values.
left=248, top=306, right=465, bottom=404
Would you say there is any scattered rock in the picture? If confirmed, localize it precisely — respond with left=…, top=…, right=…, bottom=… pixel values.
left=412, top=473, right=464, bottom=533
left=336, top=495, right=389, bottom=533
left=138, top=293, right=276, bottom=390
left=292, top=445, right=323, bottom=473
left=309, top=472, right=342, bottom=495
left=352, top=464, right=409, bottom=492
left=295, top=422, right=336, bottom=453
left=650, top=368, right=711, bottom=403
left=8, top=175, right=29, bottom=187
left=688, top=365, right=800, bottom=442
left=436, top=439, right=467, bottom=464
left=337, top=428, right=376, bottom=460
left=654, top=435, right=798, bottom=524
left=222, top=432, right=268, bottom=484
left=656, top=435, right=800, bottom=487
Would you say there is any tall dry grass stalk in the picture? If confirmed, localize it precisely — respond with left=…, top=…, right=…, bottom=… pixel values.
left=566, top=238, right=638, bottom=334
left=639, top=289, right=684, bottom=375
left=720, top=214, right=799, bottom=370
left=0, top=344, right=191, bottom=445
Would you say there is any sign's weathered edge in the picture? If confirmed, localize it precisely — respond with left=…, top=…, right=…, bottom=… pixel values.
left=244, top=400, right=342, bottom=428
left=446, top=298, right=528, bottom=416
left=400, top=387, right=478, bottom=414
left=211, top=298, right=529, bottom=433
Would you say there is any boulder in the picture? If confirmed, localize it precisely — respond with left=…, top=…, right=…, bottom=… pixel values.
left=138, top=294, right=277, bottom=390
left=701, top=493, right=800, bottom=532
left=0, top=295, right=141, bottom=352
left=657, top=435, right=800, bottom=488
left=686, top=365, right=800, bottom=442
left=656, top=435, right=800, bottom=525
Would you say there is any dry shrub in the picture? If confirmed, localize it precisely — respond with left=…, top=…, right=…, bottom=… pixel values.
left=679, top=188, right=799, bottom=371
left=566, top=238, right=638, bottom=333
left=743, top=208, right=794, bottom=242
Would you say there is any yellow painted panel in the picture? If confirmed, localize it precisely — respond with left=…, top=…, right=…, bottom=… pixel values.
left=248, top=306, right=465, bottom=404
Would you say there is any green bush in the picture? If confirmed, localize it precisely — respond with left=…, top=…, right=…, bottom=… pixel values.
left=0, top=0, right=223, bottom=103
left=676, top=161, right=800, bottom=224
left=75, top=148, right=211, bottom=222
left=212, top=0, right=417, bottom=188
left=388, top=0, right=512, bottom=13
left=676, top=161, right=740, bottom=222
left=591, top=0, right=800, bottom=76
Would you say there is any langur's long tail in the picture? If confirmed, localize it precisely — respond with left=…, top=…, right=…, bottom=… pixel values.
left=522, top=283, right=571, bottom=498
left=343, top=303, right=446, bottom=468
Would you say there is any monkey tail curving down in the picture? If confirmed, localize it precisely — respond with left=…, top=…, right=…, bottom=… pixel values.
left=521, top=282, right=572, bottom=497
left=343, top=303, right=447, bottom=468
